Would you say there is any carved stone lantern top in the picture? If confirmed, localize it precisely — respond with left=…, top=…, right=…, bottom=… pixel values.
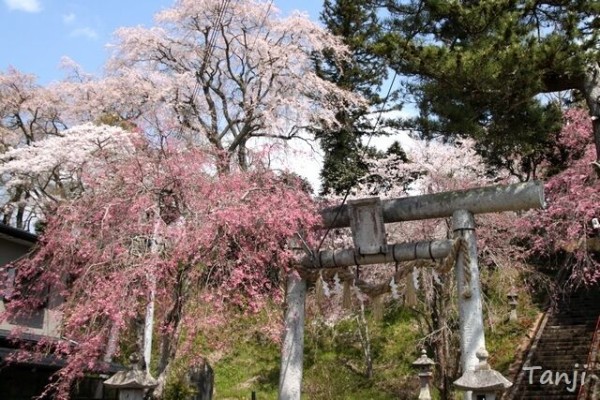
left=454, top=349, right=512, bottom=392
left=104, top=353, right=158, bottom=390
left=413, top=349, right=435, bottom=370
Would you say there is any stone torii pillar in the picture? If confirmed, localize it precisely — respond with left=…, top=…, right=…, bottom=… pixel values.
left=278, top=272, right=307, bottom=400
left=277, top=182, right=544, bottom=400
left=453, top=210, right=484, bottom=375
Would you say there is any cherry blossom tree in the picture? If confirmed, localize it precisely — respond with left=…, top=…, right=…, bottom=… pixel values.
left=0, top=64, right=125, bottom=228
left=0, top=68, right=73, bottom=228
left=0, top=68, right=68, bottom=148
left=0, top=3, right=368, bottom=397
left=0, top=61, right=182, bottom=230
left=522, top=108, right=600, bottom=285
left=102, top=0, right=364, bottom=171
left=1, top=126, right=320, bottom=398
left=0, top=123, right=134, bottom=227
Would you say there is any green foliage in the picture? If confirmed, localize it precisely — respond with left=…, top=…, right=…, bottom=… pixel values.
left=386, top=141, right=409, bottom=160
left=377, top=0, right=599, bottom=170
left=319, top=0, right=387, bottom=102
left=208, top=312, right=281, bottom=399
left=302, top=306, right=420, bottom=399
left=213, top=339, right=280, bottom=399
left=163, top=372, right=198, bottom=400
left=479, top=264, right=541, bottom=373
left=315, top=0, right=397, bottom=195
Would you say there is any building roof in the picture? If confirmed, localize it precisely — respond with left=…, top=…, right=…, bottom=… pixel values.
left=0, top=223, right=37, bottom=246
left=0, top=330, right=124, bottom=373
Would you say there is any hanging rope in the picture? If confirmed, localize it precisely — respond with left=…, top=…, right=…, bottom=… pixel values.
left=315, top=272, right=325, bottom=305
left=438, top=238, right=462, bottom=274
left=404, top=268, right=418, bottom=307
left=342, top=278, right=352, bottom=309
left=372, top=295, right=384, bottom=321
left=459, top=238, right=473, bottom=298
left=297, top=237, right=475, bottom=300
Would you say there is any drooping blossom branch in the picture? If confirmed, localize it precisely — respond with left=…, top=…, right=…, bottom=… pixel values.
left=1, top=133, right=320, bottom=398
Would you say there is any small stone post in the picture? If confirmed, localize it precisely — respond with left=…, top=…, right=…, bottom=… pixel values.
left=413, top=349, right=435, bottom=400
left=454, top=348, right=512, bottom=400
left=507, top=289, right=518, bottom=322
left=104, top=354, right=157, bottom=400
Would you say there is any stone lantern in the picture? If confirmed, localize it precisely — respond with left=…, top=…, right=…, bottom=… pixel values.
left=507, top=289, right=518, bottom=322
left=413, top=348, right=435, bottom=400
left=104, top=353, right=158, bottom=400
left=453, top=348, right=512, bottom=400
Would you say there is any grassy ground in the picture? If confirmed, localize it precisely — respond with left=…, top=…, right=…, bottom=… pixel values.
left=211, top=306, right=421, bottom=400
left=203, top=268, right=542, bottom=399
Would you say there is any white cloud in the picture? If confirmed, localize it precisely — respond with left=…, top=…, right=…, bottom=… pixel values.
left=62, top=12, right=76, bottom=24
left=4, top=0, right=42, bottom=12
left=70, top=27, right=98, bottom=40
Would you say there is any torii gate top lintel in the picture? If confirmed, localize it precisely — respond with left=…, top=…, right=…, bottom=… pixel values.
left=321, top=181, right=545, bottom=230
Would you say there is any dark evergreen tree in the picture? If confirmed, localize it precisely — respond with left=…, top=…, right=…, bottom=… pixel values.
left=315, top=0, right=399, bottom=195
left=375, top=0, right=599, bottom=175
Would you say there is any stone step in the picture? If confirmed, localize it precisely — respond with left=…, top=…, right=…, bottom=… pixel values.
left=532, top=347, right=590, bottom=353
left=543, top=325, right=593, bottom=332
left=525, top=362, right=589, bottom=370
left=554, top=321, right=597, bottom=326
left=529, top=352, right=590, bottom=360
left=536, top=338, right=590, bottom=345
left=534, top=344, right=590, bottom=352
left=535, top=341, right=590, bottom=346
left=507, top=287, right=600, bottom=400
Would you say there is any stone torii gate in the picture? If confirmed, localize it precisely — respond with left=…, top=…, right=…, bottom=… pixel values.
left=278, top=181, right=545, bottom=400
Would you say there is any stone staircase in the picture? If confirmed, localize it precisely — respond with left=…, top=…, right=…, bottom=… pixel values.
left=507, top=287, right=600, bottom=400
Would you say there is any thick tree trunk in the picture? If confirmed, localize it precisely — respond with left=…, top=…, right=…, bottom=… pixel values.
left=432, top=277, right=453, bottom=400
left=216, top=151, right=231, bottom=175
left=144, top=219, right=162, bottom=371
left=1, top=186, right=23, bottom=226
left=16, top=191, right=26, bottom=230
left=153, top=358, right=214, bottom=400
left=156, top=269, right=186, bottom=375
left=104, top=323, right=120, bottom=363
left=582, top=63, right=600, bottom=162
left=153, top=360, right=171, bottom=399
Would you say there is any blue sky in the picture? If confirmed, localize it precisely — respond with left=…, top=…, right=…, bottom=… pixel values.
left=0, top=0, right=324, bottom=83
